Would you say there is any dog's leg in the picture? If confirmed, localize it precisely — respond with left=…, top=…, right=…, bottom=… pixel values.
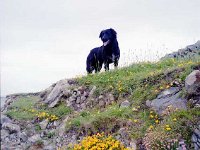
left=97, top=62, right=103, bottom=72
left=114, top=59, right=118, bottom=68
left=104, top=61, right=109, bottom=71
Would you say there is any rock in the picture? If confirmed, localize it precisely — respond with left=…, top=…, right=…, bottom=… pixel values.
left=120, top=100, right=130, bottom=108
left=76, top=97, right=81, bottom=104
left=89, top=86, right=96, bottom=96
left=99, top=100, right=105, bottom=108
left=58, top=116, right=69, bottom=136
left=68, top=96, right=76, bottom=102
left=118, top=128, right=129, bottom=139
left=185, top=70, right=200, bottom=95
left=39, top=119, right=49, bottom=130
left=161, top=41, right=200, bottom=59
left=150, top=90, right=187, bottom=115
left=108, top=93, right=115, bottom=101
left=44, top=79, right=70, bottom=107
left=66, top=100, right=74, bottom=107
left=80, top=96, right=87, bottom=102
left=78, top=86, right=85, bottom=94
left=192, top=127, right=200, bottom=150
left=98, top=95, right=104, bottom=100
left=19, top=132, right=28, bottom=142
left=2, top=122, right=21, bottom=133
left=80, top=103, right=86, bottom=109
left=28, top=134, right=41, bottom=143
left=146, top=100, right=152, bottom=107
left=157, top=87, right=180, bottom=99
left=40, top=85, right=55, bottom=100
left=1, top=114, right=12, bottom=124
left=43, top=143, right=56, bottom=150
left=62, top=89, right=71, bottom=97
left=1, top=129, right=9, bottom=139
left=129, top=140, right=137, bottom=150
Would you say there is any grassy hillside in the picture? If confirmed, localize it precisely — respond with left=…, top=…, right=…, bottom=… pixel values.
left=5, top=56, right=200, bottom=149
left=71, top=57, right=200, bottom=149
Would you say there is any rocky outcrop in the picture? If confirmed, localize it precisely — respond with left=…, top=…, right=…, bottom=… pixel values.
left=186, top=70, right=200, bottom=107
left=192, top=123, right=200, bottom=150
left=40, top=79, right=116, bottom=112
left=146, top=87, right=187, bottom=115
left=162, top=40, right=200, bottom=59
left=185, top=70, right=200, bottom=96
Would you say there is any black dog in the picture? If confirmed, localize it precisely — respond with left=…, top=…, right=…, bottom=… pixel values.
left=86, top=28, right=120, bottom=73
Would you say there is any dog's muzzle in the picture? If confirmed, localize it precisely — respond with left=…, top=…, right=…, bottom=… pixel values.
left=103, top=40, right=110, bottom=46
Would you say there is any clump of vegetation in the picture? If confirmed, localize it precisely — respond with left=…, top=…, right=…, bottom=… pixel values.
left=6, top=96, right=72, bottom=121
left=66, top=105, right=133, bottom=134
left=73, top=57, right=200, bottom=149
left=143, top=108, right=200, bottom=149
left=72, top=133, right=128, bottom=150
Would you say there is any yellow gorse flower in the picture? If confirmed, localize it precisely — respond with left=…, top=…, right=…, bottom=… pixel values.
left=73, top=133, right=128, bottom=150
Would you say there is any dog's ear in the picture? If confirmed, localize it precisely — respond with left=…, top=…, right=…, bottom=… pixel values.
left=110, top=28, right=117, bottom=38
left=99, top=30, right=104, bottom=38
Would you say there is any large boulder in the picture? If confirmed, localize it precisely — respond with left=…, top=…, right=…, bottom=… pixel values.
left=2, top=122, right=21, bottom=134
left=185, top=70, right=200, bottom=96
left=147, top=87, right=187, bottom=115
left=43, top=79, right=71, bottom=107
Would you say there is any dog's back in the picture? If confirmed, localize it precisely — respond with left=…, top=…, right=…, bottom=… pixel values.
left=86, top=47, right=103, bottom=73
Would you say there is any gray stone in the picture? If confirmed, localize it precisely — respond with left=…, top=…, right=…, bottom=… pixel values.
left=80, top=103, right=86, bottom=109
left=146, top=100, right=152, bottom=107
left=58, top=116, right=69, bottom=136
left=89, top=86, right=96, bottom=96
left=108, top=93, right=115, bottom=101
left=44, top=79, right=70, bottom=107
left=157, top=87, right=180, bottom=99
left=98, top=95, right=104, bottom=100
left=192, top=134, right=198, bottom=142
left=1, top=129, right=9, bottom=139
left=43, top=144, right=56, bottom=150
left=69, top=96, right=76, bottom=102
left=39, top=119, right=49, bottom=130
left=1, top=114, right=12, bottom=124
left=150, top=91, right=187, bottom=115
left=19, top=132, right=28, bottom=142
left=185, top=70, right=200, bottom=95
left=99, top=100, right=105, bottom=107
left=66, top=100, right=74, bottom=107
left=194, top=128, right=200, bottom=137
left=53, top=121, right=60, bottom=127
left=129, top=140, right=137, bottom=150
left=120, top=100, right=131, bottom=108
left=76, top=97, right=81, bottom=104
left=2, top=122, right=21, bottom=133
left=62, top=89, right=71, bottom=97
left=9, top=133, right=20, bottom=143
left=81, top=96, right=87, bottom=102
left=28, top=134, right=41, bottom=143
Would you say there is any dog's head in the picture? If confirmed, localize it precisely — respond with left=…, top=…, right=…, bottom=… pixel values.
left=99, top=28, right=117, bottom=46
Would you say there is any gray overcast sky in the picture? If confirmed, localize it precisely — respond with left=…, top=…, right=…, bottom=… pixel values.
left=1, top=0, right=200, bottom=96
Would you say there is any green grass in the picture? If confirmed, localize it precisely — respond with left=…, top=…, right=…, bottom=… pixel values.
left=9, top=96, right=39, bottom=109
left=48, top=103, right=72, bottom=118
left=66, top=105, right=133, bottom=133
left=6, top=96, right=40, bottom=120
left=6, top=96, right=72, bottom=120
left=71, top=57, right=200, bottom=147
left=164, top=108, right=200, bottom=144
left=78, top=57, right=199, bottom=103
